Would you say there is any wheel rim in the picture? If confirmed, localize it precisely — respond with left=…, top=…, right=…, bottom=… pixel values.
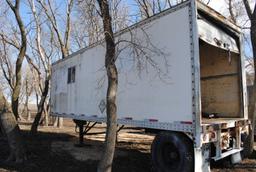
left=161, top=142, right=181, bottom=169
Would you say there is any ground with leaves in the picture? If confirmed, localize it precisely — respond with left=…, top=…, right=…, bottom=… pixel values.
left=0, top=120, right=255, bottom=172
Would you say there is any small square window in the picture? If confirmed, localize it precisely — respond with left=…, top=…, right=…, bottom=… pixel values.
left=67, top=66, right=76, bottom=84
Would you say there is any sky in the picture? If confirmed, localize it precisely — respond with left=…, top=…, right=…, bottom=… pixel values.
left=207, top=0, right=226, bottom=12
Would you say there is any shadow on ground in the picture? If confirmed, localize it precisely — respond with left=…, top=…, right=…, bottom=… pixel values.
left=1, top=128, right=255, bottom=172
left=0, top=130, right=151, bottom=172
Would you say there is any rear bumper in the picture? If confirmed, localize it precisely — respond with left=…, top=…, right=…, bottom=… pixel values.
left=200, top=118, right=249, bottom=161
left=202, top=118, right=249, bottom=133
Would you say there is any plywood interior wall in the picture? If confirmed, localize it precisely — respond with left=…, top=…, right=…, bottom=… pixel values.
left=200, top=41, right=242, bottom=118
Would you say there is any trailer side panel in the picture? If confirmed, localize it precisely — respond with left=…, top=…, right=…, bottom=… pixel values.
left=51, top=3, right=194, bottom=127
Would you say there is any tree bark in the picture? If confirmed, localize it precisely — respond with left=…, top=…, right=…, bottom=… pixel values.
left=228, top=0, right=237, bottom=24
left=243, top=0, right=256, bottom=156
left=53, top=116, right=63, bottom=127
left=6, top=0, right=27, bottom=120
left=0, top=88, right=26, bottom=163
left=43, top=103, right=49, bottom=126
left=22, top=77, right=30, bottom=120
left=27, top=110, right=31, bottom=121
left=0, top=90, right=7, bottom=137
left=97, top=1, right=117, bottom=172
left=31, top=77, right=50, bottom=134
left=2, top=0, right=27, bottom=162
left=0, top=112, right=27, bottom=163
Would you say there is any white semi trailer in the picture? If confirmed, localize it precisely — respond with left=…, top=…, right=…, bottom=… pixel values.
left=51, top=0, right=250, bottom=171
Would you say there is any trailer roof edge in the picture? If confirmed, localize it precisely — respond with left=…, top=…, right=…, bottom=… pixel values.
left=196, top=1, right=241, bottom=34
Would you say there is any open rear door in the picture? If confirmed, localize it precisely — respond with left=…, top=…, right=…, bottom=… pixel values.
left=198, top=17, right=239, bottom=53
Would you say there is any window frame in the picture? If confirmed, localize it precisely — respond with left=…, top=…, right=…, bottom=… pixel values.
left=67, top=66, right=76, bottom=84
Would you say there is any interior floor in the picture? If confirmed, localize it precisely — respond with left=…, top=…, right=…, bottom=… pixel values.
left=202, top=118, right=244, bottom=125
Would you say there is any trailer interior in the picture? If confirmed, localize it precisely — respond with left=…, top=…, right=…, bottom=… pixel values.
left=197, top=4, right=246, bottom=124
left=199, top=40, right=247, bottom=158
left=200, top=41, right=242, bottom=120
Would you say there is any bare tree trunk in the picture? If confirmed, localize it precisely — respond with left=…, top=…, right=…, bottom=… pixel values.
left=5, top=0, right=27, bottom=120
left=167, top=0, right=172, bottom=8
left=0, top=88, right=26, bottom=163
left=24, top=95, right=29, bottom=118
left=53, top=117, right=58, bottom=127
left=0, top=112, right=26, bottom=163
left=31, top=77, right=49, bottom=134
left=27, top=110, right=31, bottom=121
left=44, top=103, right=49, bottom=126
left=2, top=0, right=27, bottom=162
left=22, top=77, right=30, bottom=121
left=58, top=117, right=63, bottom=127
left=36, top=0, right=74, bottom=128
left=97, top=1, right=117, bottom=172
left=53, top=116, right=63, bottom=128
left=243, top=0, right=256, bottom=156
left=227, top=0, right=237, bottom=24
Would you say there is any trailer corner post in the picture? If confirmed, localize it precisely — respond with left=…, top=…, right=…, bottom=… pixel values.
left=194, top=146, right=211, bottom=172
left=189, top=1, right=211, bottom=171
left=189, top=0, right=202, bottom=148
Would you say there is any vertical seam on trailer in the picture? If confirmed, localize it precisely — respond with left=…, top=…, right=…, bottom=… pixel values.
left=188, top=0, right=202, bottom=148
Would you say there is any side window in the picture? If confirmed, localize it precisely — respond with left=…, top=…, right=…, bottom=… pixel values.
left=67, top=66, right=76, bottom=84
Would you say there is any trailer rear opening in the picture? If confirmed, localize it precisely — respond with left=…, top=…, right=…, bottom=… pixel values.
left=196, top=5, right=249, bottom=166
left=200, top=41, right=242, bottom=119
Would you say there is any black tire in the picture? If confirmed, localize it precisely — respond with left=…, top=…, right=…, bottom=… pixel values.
left=151, top=131, right=194, bottom=172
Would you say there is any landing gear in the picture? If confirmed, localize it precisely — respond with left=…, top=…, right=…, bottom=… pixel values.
left=151, top=131, right=194, bottom=172
left=73, top=119, right=125, bottom=146
left=73, top=119, right=97, bottom=147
